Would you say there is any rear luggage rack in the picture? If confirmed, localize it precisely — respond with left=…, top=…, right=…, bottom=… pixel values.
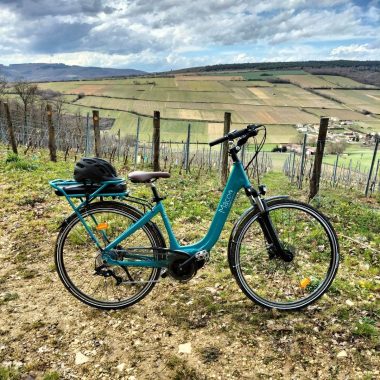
left=49, top=178, right=153, bottom=216
left=50, top=178, right=128, bottom=200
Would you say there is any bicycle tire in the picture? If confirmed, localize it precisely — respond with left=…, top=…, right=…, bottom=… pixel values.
left=55, top=201, right=165, bottom=310
left=228, top=199, right=339, bottom=311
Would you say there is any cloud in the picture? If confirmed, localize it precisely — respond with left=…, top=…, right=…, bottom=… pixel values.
left=0, top=0, right=379, bottom=71
left=0, top=0, right=115, bottom=19
left=329, top=42, right=380, bottom=60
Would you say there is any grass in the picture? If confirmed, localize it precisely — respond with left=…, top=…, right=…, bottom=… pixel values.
left=322, top=145, right=377, bottom=171
left=353, top=318, right=379, bottom=339
left=0, top=137, right=379, bottom=378
left=0, top=366, right=21, bottom=380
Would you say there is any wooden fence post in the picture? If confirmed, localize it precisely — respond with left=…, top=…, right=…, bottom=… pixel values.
left=365, top=134, right=379, bottom=197
left=92, top=110, right=101, bottom=157
left=309, top=117, right=329, bottom=199
left=298, top=134, right=307, bottom=189
left=46, top=104, right=57, bottom=162
left=117, top=129, right=121, bottom=161
left=376, top=159, right=380, bottom=193
left=291, top=151, right=296, bottom=183
left=332, top=154, right=339, bottom=187
left=241, top=142, right=246, bottom=166
left=185, top=123, right=191, bottom=173
left=153, top=111, right=160, bottom=171
left=134, top=117, right=140, bottom=167
left=85, top=112, right=90, bottom=156
left=4, top=102, right=18, bottom=155
left=221, top=112, right=231, bottom=186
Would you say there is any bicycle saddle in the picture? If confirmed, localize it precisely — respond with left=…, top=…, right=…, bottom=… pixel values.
left=128, top=171, right=171, bottom=183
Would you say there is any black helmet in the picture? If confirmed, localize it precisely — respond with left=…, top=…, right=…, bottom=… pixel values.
left=74, top=157, right=119, bottom=183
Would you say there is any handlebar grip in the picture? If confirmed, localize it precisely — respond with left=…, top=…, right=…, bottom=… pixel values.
left=209, top=135, right=228, bottom=147
left=209, top=124, right=263, bottom=146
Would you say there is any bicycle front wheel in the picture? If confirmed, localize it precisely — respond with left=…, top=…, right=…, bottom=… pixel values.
left=55, top=201, right=165, bottom=310
left=228, top=199, right=339, bottom=310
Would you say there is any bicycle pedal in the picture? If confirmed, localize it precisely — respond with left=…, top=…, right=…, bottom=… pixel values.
left=160, top=268, right=168, bottom=278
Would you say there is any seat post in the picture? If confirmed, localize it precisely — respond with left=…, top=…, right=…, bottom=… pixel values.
left=148, top=182, right=165, bottom=203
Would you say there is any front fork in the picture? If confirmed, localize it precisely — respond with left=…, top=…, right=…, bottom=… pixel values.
left=245, top=187, right=293, bottom=262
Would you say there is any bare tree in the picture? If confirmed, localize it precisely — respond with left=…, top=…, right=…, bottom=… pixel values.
left=53, top=93, right=65, bottom=119
left=14, top=80, right=38, bottom=142
left=39, top=89, right=65, bottom=131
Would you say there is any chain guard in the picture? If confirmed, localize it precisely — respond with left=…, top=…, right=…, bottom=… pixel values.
left=97, top=248, right=200, bottom=283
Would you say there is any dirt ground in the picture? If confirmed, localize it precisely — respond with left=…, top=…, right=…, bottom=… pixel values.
left=0, top=154, right=379, bottom=379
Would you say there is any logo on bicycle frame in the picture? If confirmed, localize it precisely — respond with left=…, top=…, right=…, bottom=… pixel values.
left=218, top=190, right=235, bottom=214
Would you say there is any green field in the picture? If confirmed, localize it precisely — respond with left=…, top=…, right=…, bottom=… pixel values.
left=303, top=107, right=370, bottom=120
left=34, top=70, right=380, bottom=144
left=216, top=69, right=307, bottom=80
left=322, top=145, right=378, bottom=172
left=316, top=89, right=380, bottom=115
left=280, top=74, right=375, bottom=89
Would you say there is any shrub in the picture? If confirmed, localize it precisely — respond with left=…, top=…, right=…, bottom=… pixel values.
left=5, top=153, right=20, bottom=163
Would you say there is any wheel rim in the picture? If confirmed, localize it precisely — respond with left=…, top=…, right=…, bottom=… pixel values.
left=235, top=203, right=338, bottom=308
left=57, top=207, right=160, bottom=307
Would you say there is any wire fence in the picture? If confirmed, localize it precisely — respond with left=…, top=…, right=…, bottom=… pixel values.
left=2, top=98, right=378, bottom=195
left=0, top=99, right=272, bottom=181
left=283, top=141, right=380, bottom=196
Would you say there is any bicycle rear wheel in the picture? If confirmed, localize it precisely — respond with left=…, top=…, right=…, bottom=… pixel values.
left=55, top=201, right=165, bottom=309
left=228, top=199, right=339, bottom=310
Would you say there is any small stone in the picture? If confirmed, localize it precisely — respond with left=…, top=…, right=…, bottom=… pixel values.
left=178, top=342, right=192, bottom=354
left=337, top=350, right=348, bottom=359
left=75, top=352, right=90, bottom=365
left=205, top=287, right=218, bottom=295
left=345, top=300, right=354, bottom=307
left=116, top=363, right=126, bottom=373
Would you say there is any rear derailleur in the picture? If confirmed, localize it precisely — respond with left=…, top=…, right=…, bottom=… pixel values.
left=94, top=252, right=124, bottom=285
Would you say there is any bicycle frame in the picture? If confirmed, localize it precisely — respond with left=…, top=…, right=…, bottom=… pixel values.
left=51, top=161, right=255, bottom=268
left=104, top=161, right=251, bottom=257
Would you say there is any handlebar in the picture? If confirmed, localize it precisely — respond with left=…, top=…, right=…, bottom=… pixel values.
left=209, top=124, right=263, bottom=147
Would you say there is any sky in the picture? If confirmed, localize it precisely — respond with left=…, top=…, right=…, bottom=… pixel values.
left=0, top=0, right=379, bottom=72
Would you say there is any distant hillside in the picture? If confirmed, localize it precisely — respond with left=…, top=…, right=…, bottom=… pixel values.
left=0, top=63, right=147, bottom=82
left=171, top=60, right=380, bottom=87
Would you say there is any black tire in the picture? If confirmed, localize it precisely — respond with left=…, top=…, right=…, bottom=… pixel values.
left=55, top=201, right=165, bottom=310
left=228, top=199, right=339, bottom=311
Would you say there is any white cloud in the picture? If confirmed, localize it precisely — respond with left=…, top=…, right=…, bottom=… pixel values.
left=0, top=0, right=379, bottom=71
left=329, top=43, right=380, bottom=60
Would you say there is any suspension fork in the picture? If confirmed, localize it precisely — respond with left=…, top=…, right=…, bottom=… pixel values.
left=245, top=188, right=289, bottom=260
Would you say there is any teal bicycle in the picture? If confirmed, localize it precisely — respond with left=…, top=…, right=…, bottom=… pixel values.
left=50, top=124, right=339, bottom=311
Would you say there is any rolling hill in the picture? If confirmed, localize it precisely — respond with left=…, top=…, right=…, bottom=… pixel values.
left=0, top=63, right=146, bottom=82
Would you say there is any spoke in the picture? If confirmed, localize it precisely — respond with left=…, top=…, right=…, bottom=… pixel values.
left=59, top=206, right=161, bottom=307
left=236, top=204, right=334, bottom=305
